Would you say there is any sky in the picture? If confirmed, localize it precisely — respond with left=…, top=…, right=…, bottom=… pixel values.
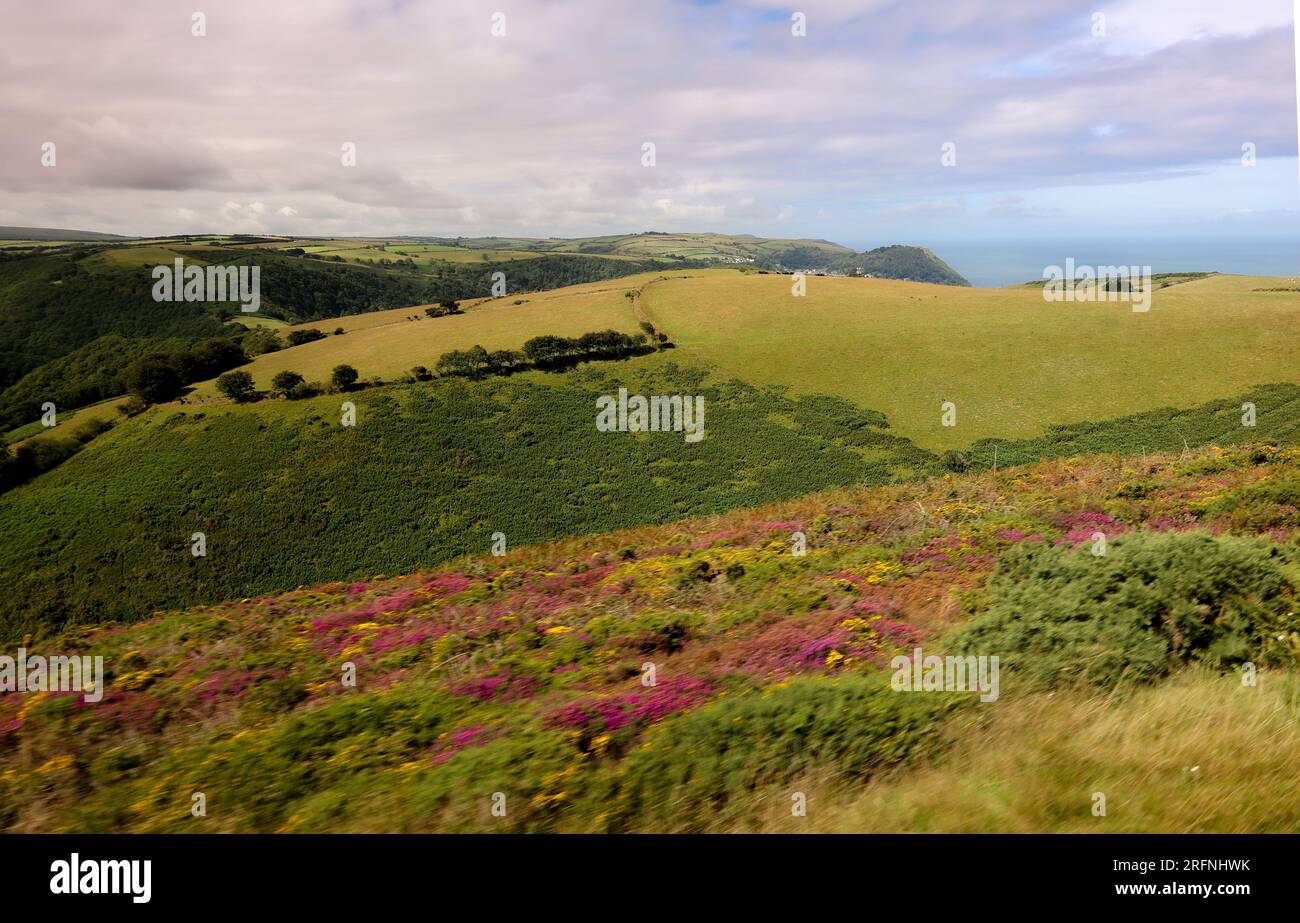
left=1, top=0, right=1297, bottom=247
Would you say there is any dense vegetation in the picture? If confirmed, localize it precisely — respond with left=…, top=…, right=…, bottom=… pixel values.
left=949, top=531, right=1298, bottom=688
left=3, top=443, right=1298, bottom=832
left=960, top=382, right=1300, bottom=469
left=0, top=363, right=935, bottom=640
left=0, top=246, right=705, bottom=434
left=853, top=245, right=970, bottom=286
left=434, top=329, right=661, bottom=379
left=191, top=248, right=707, bottom=325
left=0, top=252, right=227, bottom=383
left=0, top=334, right=201, bottom=433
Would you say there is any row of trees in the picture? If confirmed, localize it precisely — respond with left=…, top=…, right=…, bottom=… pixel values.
left=432, top=329, right=661, bottom=380
left=216, top=364, right=361, bottom=402
left=119, top=324, right=349, bottom=407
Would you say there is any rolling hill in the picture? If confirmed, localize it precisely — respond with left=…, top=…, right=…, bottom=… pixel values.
left=422, top=233, right=972, bottom=283
left=0, top=226, right=130, bottom=242
left=638, top=269, right=1300, bottom=450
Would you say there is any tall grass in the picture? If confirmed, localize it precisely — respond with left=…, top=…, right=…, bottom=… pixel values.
left=754, top=670, right=1300, bottom=833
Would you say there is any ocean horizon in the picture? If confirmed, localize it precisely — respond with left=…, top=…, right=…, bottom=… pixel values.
left=846, top=237, right=1300, bottom=288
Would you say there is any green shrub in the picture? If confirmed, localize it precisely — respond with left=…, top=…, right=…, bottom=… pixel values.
left=270, top=370, right=305, bottom=397
left=330, top=364, right=359, bottom=392
left=1203, top=475, right=1300, bottom=529
left=216, top=370, right=256, bottom=401
left=600, top=676, right=965, bottom=831
left=947, top=531, right=1300, bottom=690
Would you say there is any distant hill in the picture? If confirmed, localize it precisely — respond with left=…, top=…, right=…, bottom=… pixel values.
left=424, top=232, right=971, bottom=285
left=853, top=245, right=970, bottom=286
left=0, top=226, right=130, bottom=242
left=0, top=228, right=970, bottom=284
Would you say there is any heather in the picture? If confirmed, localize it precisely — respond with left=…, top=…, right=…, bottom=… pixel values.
left=2, top=443, right=1299, bottom=832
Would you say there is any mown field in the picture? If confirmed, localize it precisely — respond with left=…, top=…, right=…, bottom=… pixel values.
left=641, top=269, right=1300, bottom=450
left=4, top=442, right=1298, bottom=833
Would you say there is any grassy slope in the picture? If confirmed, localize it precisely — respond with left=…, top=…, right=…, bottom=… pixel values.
left=187, top=272, right=680, bottom=395
left=768, top=669, right=1300, bottom=833
left=641, top=269, right=1300, bottom=450
left=0, top=362, right=933, bottom=638
left=3, top=443, right=1297, bottom=832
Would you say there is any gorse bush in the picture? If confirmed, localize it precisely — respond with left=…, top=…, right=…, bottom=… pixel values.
left=948, top=531, right=1300, bottom=690
left=599, top=676, right=967, bottom=832
left=1203, top=474, right=1300, bottom=529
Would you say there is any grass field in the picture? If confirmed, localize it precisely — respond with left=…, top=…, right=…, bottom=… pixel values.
left=188, top=272, right=684, bottom=395
left=751, top=669, right=1300, bottom=833
left=640, top=269, right=1300, bottom=450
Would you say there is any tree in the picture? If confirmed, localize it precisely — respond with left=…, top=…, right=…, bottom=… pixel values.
left=286, top=329, right=327, bottom=347
left=120, top=355, right=183, bottom=405
left=216, top=370, right=256, bottom=402
left=175, top=338, right=247, bottom=381
left=410, top=366, right=432, bottom=382
left=485, top=350, right=524, bottom=373
left=271, top=370, right=305, bottom=397
left=243, top=329, right=282, bottom=356
left=522, top=335, right=574, bottom=367
left=331, top=364, right=359, bottom=392
left=462, top=346, right=490, bottom=378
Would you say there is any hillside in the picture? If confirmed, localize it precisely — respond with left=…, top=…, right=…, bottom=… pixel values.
left=0, top=363, right=936, bottom=640
left=640, top=270, right=1300, bottom=449
left=0, top=243, right=703, bottom=433
left=196, top=265, right=1300, bottom=450
left=0, top=226, right=130, bottom=242
left=4, top=442, right=1298, bottom=833
left=187, top=272, right=671, bottom=396
left=856, top=245, right=969, bottom=286
left=419, top=233, right=971, bottom=283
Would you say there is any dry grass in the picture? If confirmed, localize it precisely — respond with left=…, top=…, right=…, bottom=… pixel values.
left=747, top=670, right=1300, bottom=833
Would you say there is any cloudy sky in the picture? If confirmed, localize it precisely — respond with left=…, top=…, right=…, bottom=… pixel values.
left=2, top=0, right=1296, bottom=245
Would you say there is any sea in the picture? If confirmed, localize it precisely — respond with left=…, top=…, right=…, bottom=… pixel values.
left=845, top=237, right=1300, bottom=288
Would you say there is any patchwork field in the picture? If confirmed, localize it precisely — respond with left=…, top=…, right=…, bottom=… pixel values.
left=640, top=270, right=1300, bottom=450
